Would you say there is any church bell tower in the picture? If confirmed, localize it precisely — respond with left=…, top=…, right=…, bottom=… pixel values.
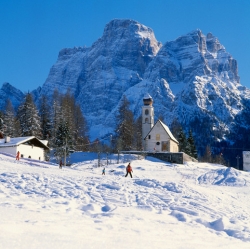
left=142, top=94, right=154, bottom=150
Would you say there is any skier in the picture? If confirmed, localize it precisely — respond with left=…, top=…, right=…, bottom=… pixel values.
left=16, top=151, right=20, bottom=160
left=125, top=163, right=133, bottom=178
left=59, top=160, right=62, bottom=169
left=102, top=168, right=105, bottom=175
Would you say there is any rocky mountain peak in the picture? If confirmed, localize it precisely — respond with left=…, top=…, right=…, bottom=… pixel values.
left=206, top=32, right=225, bottom=53
left=99, top=19, right=162, bottom=56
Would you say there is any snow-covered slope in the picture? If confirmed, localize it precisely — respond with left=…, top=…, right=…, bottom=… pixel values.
left=0, top=152, right=250, bottom=248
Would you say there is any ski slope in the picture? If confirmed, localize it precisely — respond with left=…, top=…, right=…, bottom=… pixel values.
left=0, top=152, right=250, bottom=249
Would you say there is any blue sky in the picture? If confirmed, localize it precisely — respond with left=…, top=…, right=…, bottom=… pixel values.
left=0, top=0, right=249, bottom=92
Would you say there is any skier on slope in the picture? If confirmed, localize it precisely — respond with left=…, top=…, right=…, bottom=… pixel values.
left=16, top=151, right=20, bottom=160
left=125, top=163, right=133, bottom=178
left=102, top=168, right=105, bottom=175
left=59, top=160, right=62, bottom=169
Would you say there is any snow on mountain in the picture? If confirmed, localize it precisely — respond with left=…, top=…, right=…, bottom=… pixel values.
left=0, top=152, right=250, bottom=248
left=36, top=20, right=250, bottom=143
left=0, top=82, right=24, bottom=110
left=1, top=19, right=250, bottom=150
left=37, top=19, right=161, bottom=136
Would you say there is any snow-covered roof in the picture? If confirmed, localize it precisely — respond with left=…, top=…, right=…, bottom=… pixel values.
left=40, top=140, right=49, bottom=146
left=0, top=136, right=49, bottom=150
left=158, top=120, right=179, bottom=143
left=144, top=120, right=179, bottom=144
left=143, top=93, right=152, bottom=99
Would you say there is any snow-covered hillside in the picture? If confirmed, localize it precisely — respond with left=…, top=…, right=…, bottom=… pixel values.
left=0, top=152, right=250, bottom=248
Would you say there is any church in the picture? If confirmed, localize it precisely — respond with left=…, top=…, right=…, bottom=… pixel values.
left=142, top=94, right=179, bottom=153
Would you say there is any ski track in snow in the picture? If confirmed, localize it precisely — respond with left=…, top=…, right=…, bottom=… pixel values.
left=0, top=153, right=250, bottom=248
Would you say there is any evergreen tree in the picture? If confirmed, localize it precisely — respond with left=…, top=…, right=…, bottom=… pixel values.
left=187, top=130, right=197, bottom=159
left=39, top=95, right=52, bottom=140
left=178, top=127, right=187, bottom=153
left=50, top=89, right=63, bottom=146
left=115, top=96, right=134, bottom=151
left=73, top=104, right=89, bottom=151
left=201, top=145, right=212, bottom=163
left=54, top=121, right=73, bottom=165
left=133, top=115, right=142, bottom=150
left=17, top=93, right=42, bottom=138
left=3, top=99, right=20, bottom=137
left=61, top=90, right=75, bottom=130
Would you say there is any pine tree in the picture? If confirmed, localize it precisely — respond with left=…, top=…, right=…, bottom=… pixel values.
left=61, top=90, right=75, bottom=130
left=50, top=89, right=63, bottom=147
left=187, top=130, right=197, bottom=159
left=39, top=95, right=51, bottom=140
left=115, top=96, right=134, bottom=151
left=3, top=99, right=20, bottom=137
left=178, top=127, right=187, bottom=153
left=201, top=145, right=212, bottom=163
left=73, top=104, right=89, bottom=151
left=133, top=115, right=142, bottom=150
left=17, top=93, right=42, bottom=138
left=54, top=121, right=73, bottom=165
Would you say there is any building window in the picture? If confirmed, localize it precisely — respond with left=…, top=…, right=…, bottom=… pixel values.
left=148, top=135, right=151, bottom=139
left=145, top=118, right=149, bottom=123
left=162, top=141, right=169, bottom=151
left=156, top=134, right=160, bottom=140
left=145, top=109, right=149, bottom=115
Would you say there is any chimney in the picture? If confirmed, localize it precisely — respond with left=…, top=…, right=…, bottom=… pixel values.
left=5, top=136, right=10, bottom=143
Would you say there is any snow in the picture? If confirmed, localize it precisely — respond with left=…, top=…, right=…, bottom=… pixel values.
left=0, top=152, right=250, bottom=248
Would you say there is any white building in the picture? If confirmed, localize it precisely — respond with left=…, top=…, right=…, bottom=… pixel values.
left=0, top=136, right=49, bottom=161
left=142, top=94, right=179, bottom=153
left=243, top=151, right=250, bottom=171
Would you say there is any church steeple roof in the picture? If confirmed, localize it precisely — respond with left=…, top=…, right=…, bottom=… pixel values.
left=143, top=93, right=153, bottom=106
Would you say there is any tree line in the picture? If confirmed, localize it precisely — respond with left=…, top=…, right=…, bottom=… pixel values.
left=0, top=93, right=198, bottom=162
left=0, top=90, right=89, bottom=163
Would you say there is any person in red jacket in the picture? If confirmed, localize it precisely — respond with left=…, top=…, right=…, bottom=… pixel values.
left=125, top=163, right=133, bottom=178
left=16, top=151, right=20, bottom=160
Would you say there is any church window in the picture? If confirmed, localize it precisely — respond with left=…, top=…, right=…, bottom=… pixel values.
left=145, top=118, right=149, bottom=123
left=148, top=135, right=151, bottom=139
left=156, top=134, right=160, bottom=140
left=145, top=109, right=149, bottom=115
left=162, top=141, right=169, bottom=151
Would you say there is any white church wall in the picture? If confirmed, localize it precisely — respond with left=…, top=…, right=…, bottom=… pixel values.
left=147, top=124, right=171, bottom=152
left=169, top=140, right=179, bottom=153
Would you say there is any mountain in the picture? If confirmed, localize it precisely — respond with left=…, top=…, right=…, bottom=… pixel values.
left=1, top=19, right=250, bottom=162
left=0, top=82, right=25, bottom=110
left=38, top=19, right=162, bottom=136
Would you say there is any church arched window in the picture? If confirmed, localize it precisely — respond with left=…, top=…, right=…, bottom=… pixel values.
left=145, top=109, right=149, bottom=115
left=145, top=118, right=149, bottom=123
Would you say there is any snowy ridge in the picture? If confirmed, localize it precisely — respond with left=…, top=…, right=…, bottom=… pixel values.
left=0, top=152, right=250, bottom=248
